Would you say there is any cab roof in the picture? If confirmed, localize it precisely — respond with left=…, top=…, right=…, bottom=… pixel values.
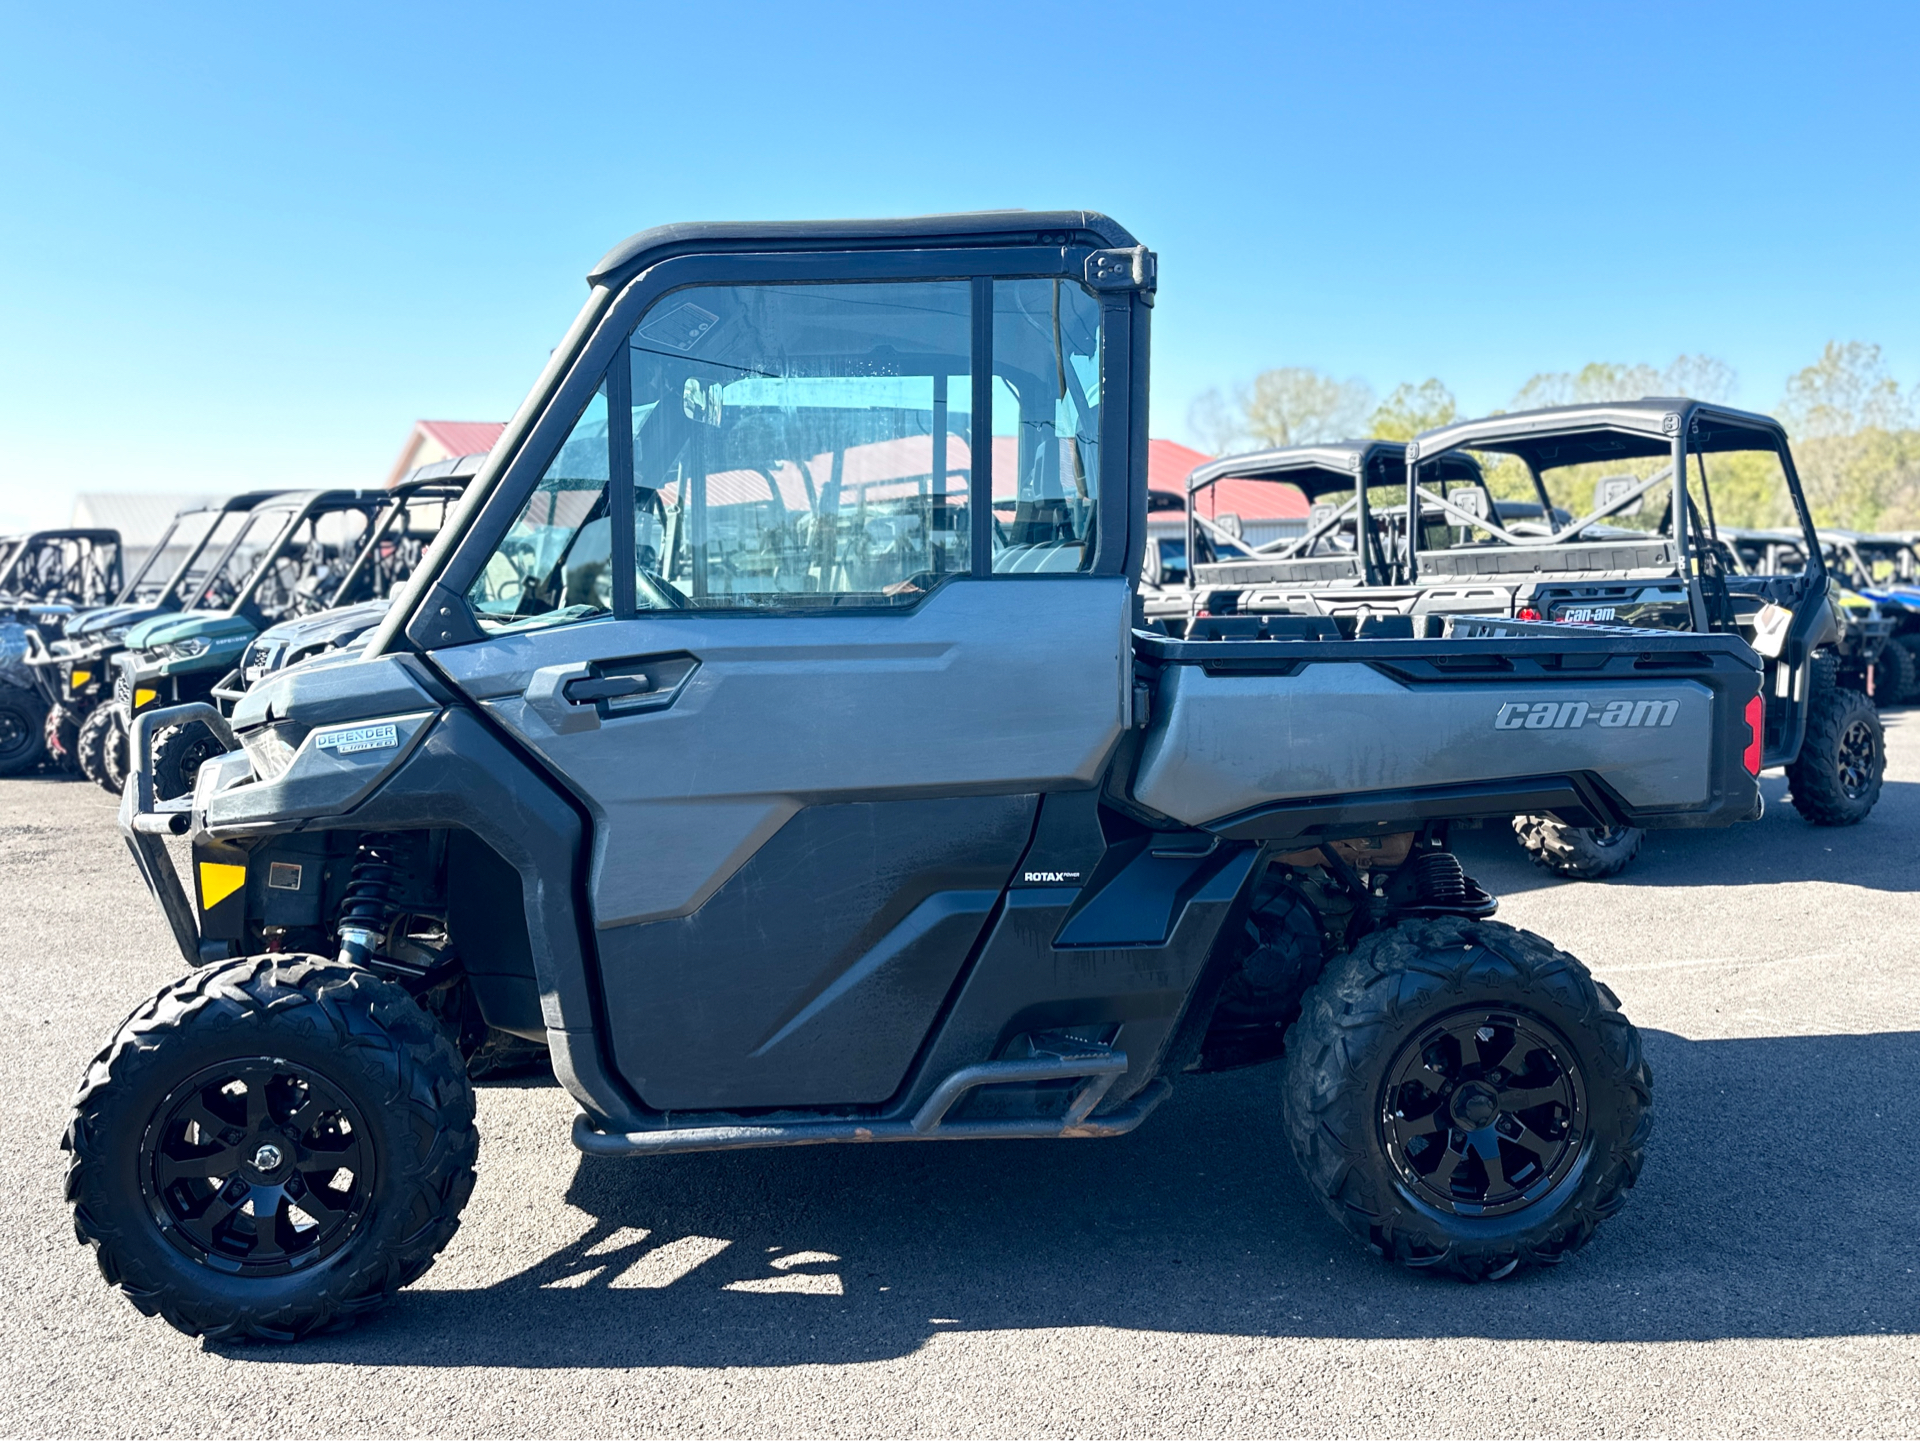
left=1189, top=440, right=1482, bottom=500
left=1412, top=397, right=1789, bottom=469
left=588, top=211, right=1139, bottom=290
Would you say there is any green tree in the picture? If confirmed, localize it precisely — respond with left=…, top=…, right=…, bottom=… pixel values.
left=1778, top=341, right=1911, bottom=439
left=1369, top=379, right=1458, bottom=440
left=1239, top=367, right=1374, bottom=449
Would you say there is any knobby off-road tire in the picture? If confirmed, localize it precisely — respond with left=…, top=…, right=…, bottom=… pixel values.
left=64, top=956, right=478, bottom=1342
left=1511, top=816, right=1644, bottom=880
left=1786, top=682, right=1883, bottom=825
left=1281, top=917, right=1652, bottom=1281
left=74, top=703, right=112, bottom=783
left=151, top=719, right=224, bottom=801
left=43, top=703, right=82, bottom=774
left=1896, top=637, right=1920, bottom=704
left=0, top=682, right=49, bottom=777
left=95, top=710, right=129, bottom=795
left=1871, top=640, right=1916, bottom=709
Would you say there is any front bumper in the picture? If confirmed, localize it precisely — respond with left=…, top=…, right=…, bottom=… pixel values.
left=118, top=702, right=239, bottom=966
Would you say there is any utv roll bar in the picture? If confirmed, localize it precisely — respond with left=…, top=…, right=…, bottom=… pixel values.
left=1404, top=397, right=1826, bottom=627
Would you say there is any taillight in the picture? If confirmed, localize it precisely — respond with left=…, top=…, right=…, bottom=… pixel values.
left=1516, top=606, right=1542, bottom=621
left=1743, top=694, right=1765, bottom=776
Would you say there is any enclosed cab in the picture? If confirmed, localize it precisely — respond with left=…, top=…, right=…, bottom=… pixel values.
left=77, top=212, right=1766, bottom=1345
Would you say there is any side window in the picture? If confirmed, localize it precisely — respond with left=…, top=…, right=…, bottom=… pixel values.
left=468, top=387, right=616, bottom=630
left=990, top=278, right=1101, bottom=573
left=631, top=281, right=974, bottom=609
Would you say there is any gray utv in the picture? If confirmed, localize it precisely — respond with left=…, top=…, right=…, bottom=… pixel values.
left=1402, top=403, right=1885, bottom=846
left=1175, top=444, right=1643, bottom=879
left=0, top=529, right=123, bottom=775
left=74, top=212, right=1762, bottom=1343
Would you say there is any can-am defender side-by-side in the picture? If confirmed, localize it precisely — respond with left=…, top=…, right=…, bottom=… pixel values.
left=77, top=212, right=1764, bottom=1342
left=1402, top=402, right=1886, bottom=831
left=0, top=529, right=123, bottom=776
left=105, top=489, right=392, bottom=798
left=28, top=496, right=288, bottom=780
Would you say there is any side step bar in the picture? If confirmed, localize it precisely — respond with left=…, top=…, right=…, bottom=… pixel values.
left=571, top=1052, right=1171, bottom=1158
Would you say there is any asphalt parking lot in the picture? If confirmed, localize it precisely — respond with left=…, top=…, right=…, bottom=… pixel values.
left=1, top=718, right=1917, bottom=1438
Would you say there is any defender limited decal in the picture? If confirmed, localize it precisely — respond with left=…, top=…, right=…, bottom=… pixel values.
left=314, top=722, right=400, bottom=755
left=1494, top=699, right=1679, bottom=731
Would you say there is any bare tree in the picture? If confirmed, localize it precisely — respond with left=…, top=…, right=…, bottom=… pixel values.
left=1240, top=367, right=1374, bottom=449
left=1185, top=386, right=1247, bottom=456
left=1510, top=356, right=1737, bottom=412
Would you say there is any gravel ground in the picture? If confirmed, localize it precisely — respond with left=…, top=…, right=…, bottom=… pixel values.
left=1, top=715, right=1916, bottom=1438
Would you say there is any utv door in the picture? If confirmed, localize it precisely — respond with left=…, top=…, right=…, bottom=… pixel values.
left=422, top=240, right=1142, bottom=1111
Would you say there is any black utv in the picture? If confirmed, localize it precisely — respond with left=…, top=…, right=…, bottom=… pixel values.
left=1401, top=402, right=1885, bottom=843
left=76, top=212, right=1764, bottom=1342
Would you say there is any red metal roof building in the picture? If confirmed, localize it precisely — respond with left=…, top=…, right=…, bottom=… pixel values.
left=384, top=420, right=508, bottom=488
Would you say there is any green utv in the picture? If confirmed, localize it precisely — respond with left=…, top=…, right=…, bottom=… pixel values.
left=31, top=494, right=289, bottom=784
left=77, top=212, right=1766, bottom=1342
left=107, top=489, right=393, bottom=798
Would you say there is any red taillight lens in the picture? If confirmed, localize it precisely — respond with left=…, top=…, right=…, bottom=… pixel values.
left=1743, top=694, right=1765, bottom=776
left=1516, top=606, right=1542, bottom=621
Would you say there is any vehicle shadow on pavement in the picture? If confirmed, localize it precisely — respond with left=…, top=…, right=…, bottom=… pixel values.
left=1455, top=776, right=1920, bottom=897
left=242, top=1027, right=1920, bottom=1367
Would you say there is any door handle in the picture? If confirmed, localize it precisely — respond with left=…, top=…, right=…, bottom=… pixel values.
left=563, top=674, right=655, bottom=704
left=525, top=664, right=599, bottom=733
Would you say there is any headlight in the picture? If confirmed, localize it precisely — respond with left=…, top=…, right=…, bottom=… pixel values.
left=166, top=638, right=211, bottom=659
left=239, top=723, right=302, bottom=783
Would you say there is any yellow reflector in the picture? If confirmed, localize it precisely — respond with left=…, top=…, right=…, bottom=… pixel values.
left=70, top=669, right=91, bottom=689
left=134, top=687, right=158, bottom=708
left=199, top=862, right=246, bottom=910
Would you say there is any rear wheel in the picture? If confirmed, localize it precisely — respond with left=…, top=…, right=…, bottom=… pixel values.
left=64, top=956, right=477, bottom=1341
left=1786, top=683, right=1883, bottom=825
left=1870, top=640, right=1915, bottom=709
left=1512, top=816, right=1644, bottom=879
left=1282, top=916, right=1651, bottom=1280
left=0, top=683, right=49, bottom=777
left=151, top=720, right=224, bottom=801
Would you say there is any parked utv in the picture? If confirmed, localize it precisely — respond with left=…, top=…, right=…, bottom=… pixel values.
left=1402, top=403, right=1885, bottom=834
left=1812, top=530, right=1920, bottom=703
left=107, top=489, right=394, bottom=798
left=0, top=529, right=124, bottom=776
left=30, top=496, right=289, bottom=781
left=76, top=212, right=1764, bottom=1343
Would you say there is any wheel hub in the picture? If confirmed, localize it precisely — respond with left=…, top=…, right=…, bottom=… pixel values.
left=1378, top=1008, right=1588, bottom=1218
left=139, top=1057, right=374, bottom=1276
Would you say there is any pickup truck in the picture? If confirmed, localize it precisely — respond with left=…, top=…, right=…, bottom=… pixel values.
left=70, top=211, right=1763, bottom=1343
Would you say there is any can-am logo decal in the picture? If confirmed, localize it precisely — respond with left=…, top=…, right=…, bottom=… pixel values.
left=1556, top=606, right=1617, bottom=623
left=315, top=722, right=399, bottom=755
left=1494, top=699, right=1678, bottom=730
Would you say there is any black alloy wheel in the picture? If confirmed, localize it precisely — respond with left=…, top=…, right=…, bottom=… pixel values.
left=152, top=720, right=224, bottom=801
left=0, top=687, right=48, bottom=775
left=140, top=1058, right=374, bottom=1276
left=1837, top=717, right=1878, bottom=799
left=1378, top=1008, right=1585, bottom=1217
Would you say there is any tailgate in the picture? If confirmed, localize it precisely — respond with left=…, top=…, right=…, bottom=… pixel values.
left=1129, top=625, right=1762, bottom=840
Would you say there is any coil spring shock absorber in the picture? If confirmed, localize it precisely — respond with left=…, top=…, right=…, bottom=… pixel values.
left=337, top=833, right=404, bottom=968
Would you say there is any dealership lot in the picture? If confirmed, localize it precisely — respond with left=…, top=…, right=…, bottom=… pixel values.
left=1, top=717, right=1916, bottom=1439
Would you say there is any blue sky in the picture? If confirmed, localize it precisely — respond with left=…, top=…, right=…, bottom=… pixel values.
left=3, top=0, right=1917, bottom=527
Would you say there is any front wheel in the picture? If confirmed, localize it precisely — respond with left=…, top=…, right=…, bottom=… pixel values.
left=1871, top=640, right=1916, bottom=709
left=1785, top=684, right=1883, bottom=825
left=1511, top=815, right=1644, bottom=879
left=0, top=683, right=49, bottom=777
left=151, top=720, right=224, bottom=800
left=64, top=956, right=478, bottom=1341
left=1281, top=917, right=1651, bottom=1281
